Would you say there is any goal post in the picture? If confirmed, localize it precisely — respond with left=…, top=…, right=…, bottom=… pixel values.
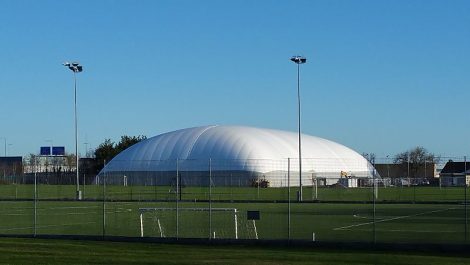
left=139, top=207, right=238, bottom=239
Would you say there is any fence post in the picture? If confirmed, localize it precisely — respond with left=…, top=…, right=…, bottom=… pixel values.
left=465, top=156, right=467, bottom=242
left=176, top=158, right=179, bottom=240
left=102, top=160, right=106, bottom=238
left=288, top=158, right=291, bottom=241
left=34, top=171, right=37, bottom=237
left=373, top=158, right=376, bottom=244
left=209, top=158, right=212, bottom=240
left=82, top=173, right=86, bottom=199
left=153, top=160, right=157, bottom=201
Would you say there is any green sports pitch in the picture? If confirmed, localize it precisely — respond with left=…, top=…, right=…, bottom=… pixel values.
left=0, top=184, right=469, bottom=245
left=1, top=237, right=469, bottom=265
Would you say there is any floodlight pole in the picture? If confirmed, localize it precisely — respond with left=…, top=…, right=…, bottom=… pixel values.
left=84, top=142, right=89, bottom=158
left=64, top=62, right=83, bottom=200
left=291, top=56, right=306, bottom=202
left=74, top=71, right=79, bottom=199
left=45, top=139, right=53, bottom=174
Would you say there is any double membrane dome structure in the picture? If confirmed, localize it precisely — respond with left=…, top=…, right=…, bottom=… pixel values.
left=99, top=125, right=375, bottom=187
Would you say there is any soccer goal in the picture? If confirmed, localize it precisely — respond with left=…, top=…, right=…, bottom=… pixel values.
left=138, top=207, right=239, bottom=239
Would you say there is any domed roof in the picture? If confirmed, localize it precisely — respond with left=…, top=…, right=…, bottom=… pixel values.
left=103, top=125, right=373, bottom=177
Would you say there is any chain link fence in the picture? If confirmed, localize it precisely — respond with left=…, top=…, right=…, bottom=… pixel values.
left=0, top=157, right=469, bottom=245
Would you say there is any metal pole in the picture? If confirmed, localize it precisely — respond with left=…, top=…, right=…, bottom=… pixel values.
left=46, top=140, right=52, bottom=177
left=83, top=173, right=85, bottom=198
left=74, top=72, right=81, bottom=200
left=297, top=63, right=303, bottom=202
left=373, top=158, right=376, bottom=244
left=176, top=158, right=179, bottom=239
left=311, top=175, right=314, bottom=200
left=375, top=159, right=378, bottom=200
left=234, top=209, right=238, bottom=239
left=288, top=158, right=291, bottom=240
left=407, top=156, right=410, bottom=187
left=34, top=170, right=37, bottom=237
left=465, top=156, right=467, bottom=242
left=102, top=160, right=106, bottom=237
left=387, top=155, right=390, bottom=179
left=154, top=173, right=157, bottom=201
left=315, top=175, right=318, bottom=200
left=140, top=212, right=144, bottom=237
left=209, top=158, right=212, bottom=239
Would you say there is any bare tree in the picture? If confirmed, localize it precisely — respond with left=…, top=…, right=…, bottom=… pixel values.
left=362, top=153, right=376, bottom=164
left=394, top=146, right=439, bottom=178
left=26, top=153, right=40, bottom=173
left=65, top=153, right=76, bottom=173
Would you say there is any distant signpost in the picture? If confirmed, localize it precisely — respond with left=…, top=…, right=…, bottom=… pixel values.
left=40, top=147, right=51, bottom=156
left=52, top=147, right=65, bottom=156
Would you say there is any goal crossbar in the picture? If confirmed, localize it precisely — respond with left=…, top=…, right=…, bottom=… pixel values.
left=138, top=207, right=238, bottom=239
left=139, top=207, right=237, bottom=213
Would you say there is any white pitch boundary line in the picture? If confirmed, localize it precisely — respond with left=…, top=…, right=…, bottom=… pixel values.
left=333, top=207, right=457, bottom=231
left=0, top=221, right=97, bottom=232
left=2, top=208, right=133, bottom=217
left=47, top=206, right=101, bottom=210
left=1, top=205, right=102, bottom=213
left=340, top=228, right=461, bottom=233
left=2, top=212, right=101, bottom=217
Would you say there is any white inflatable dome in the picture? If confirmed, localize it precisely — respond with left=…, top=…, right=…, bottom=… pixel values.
left=101, top=125, right=375, bottom=187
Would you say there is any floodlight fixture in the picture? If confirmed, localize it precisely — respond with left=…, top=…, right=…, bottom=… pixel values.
left=64, top=61, right=83, bottom=73
left=290, top=55, right=307, bottom=64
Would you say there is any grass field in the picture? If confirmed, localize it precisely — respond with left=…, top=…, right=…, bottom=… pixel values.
left=0, top=184, right=468, bottom=202
left=0, top=184, right=469, bottom=245
left=0, top=237, right=469, bottom=265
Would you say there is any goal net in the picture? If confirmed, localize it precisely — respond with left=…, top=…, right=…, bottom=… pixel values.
left=139, top=207, right=247, bottom=239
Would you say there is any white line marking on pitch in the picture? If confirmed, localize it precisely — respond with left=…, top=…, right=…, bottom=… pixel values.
left=0, top=221, right=97, bottom=232
left=342, top=228, right=460, bottom=233
left=333, top=207, right=457, bottom=231
left=2, top=210, right=132, bottom=217
left=2, top=212, right=99, bottom=216
left=47, top=206, right=101, bottom=210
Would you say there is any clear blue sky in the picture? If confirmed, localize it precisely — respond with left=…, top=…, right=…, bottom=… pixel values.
left=0, top=0, right=469, bottom=159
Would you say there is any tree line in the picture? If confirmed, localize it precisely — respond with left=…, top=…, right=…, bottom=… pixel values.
left=22, top=137, right=440, bottom=178
left=94, top=135, right=147, bottom=170
left=364, top=146, right=439, bottom=178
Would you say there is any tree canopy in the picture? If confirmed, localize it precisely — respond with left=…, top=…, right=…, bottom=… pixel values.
left=393, top=146, right=439, bottom=178
left=94, top=135, right=147, bottom=170
left=393, top=146, right=439, bottom=164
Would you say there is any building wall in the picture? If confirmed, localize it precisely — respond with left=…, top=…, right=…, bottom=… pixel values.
left=440, top=174, right=470, bottom=186
left=375, top=163, right=436, bottom=178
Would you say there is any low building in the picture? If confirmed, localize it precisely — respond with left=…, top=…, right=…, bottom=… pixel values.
left=439, top=161, right=470, bottom=186
left=0, top=156, right=23, bottom=177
